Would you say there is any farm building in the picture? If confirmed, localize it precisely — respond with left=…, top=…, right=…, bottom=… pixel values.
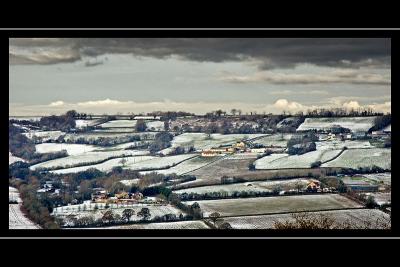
left=235, top=141, right=246, bottom=149
left=250, top=148, right=267, bottom=153
left=306, top=181, right=321, bottom=192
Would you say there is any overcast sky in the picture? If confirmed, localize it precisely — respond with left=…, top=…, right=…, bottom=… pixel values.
left=9, top=38, right=391, bottom=115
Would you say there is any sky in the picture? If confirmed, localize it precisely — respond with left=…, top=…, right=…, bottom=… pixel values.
left=9, top=38, right=391, bottom=116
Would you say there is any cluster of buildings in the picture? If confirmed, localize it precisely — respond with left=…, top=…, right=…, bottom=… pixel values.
left=201, top=141, right=269, bottom=157
left=91, top=188, right=144, bottom=203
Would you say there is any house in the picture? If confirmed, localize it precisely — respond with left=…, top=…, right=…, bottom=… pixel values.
left=115, top=191, right=129, bottom=199
left=306, top=181, right=320, bottom=192
left=353, top=131, right=367, bottom=139
left=318, top=134, right=328, bottom=141
left=233, top=141, right=246, bottom=150
left=250, top=148, right=267, bottom=153
left=372, top=131, right=386, bottom=136
left=327, top=133, right=336, bottom=141
left=91, top=188, right=108, bottom=202
left=201, top=150, right=219, bottom=157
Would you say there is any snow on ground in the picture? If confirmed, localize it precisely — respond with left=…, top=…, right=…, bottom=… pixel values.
left=52, top=203, right=185, bottom=226
left=322, top=148, right=391, bottom=170
left=253, top=134, right=293, bottom=148
left=174, top=178, right=317, bottom=196
left=365, top=192, right=391, bottom=206
left=92, top=128, right=135, bottom=133
left=50, top=155, right=154, bottom=174
left=316, top=140, right=373, bottom=150
left=12, top=123, right=31, bottom=132
left=99, top=120, right=137, bottom=128
left=22, top=130, right=64, bottom=142
left=224, top=209, right=390, bottom=229
left=9, top=152, right=25, bottom=165
left=9, top=187, right=40, bottom=229
left=50, top=154, right=196, bottom=174
left=35, top=141, right=150, bottom=156
left=146, top=121, right=164, bottom=131
left=9, top=187, right=21, bottom=203
left=384, top=124, right=391, bottom=132
left=160, top=133, right=266, bottom=155
left=30, top=150, right=150, bottom=171
left=119, top=178, right=140, bottom=186
left=254, top=149, right=343, bottom=170
left=139, top=155, right=217, bottom=176
left=9, top=116, right=41, bottom=121
left=63, top=132, right=157, bottom=143
left=184, top=194, right=362, bottom=217
left=297, top=117, right=376, bottom=132
left=363, top=172, right=391, bottom=185
left=35, top=143, right=98, bottom=156
left=75, top=119, right=100, bottom=128
left=105, top=220, right=210, bottom=229
left=123, top=154, right=197, bottom=172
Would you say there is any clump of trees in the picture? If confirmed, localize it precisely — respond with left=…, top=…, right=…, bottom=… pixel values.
left=39, top=110, right=77, bottom=131
left=287, top=133, right=317, bottom=155
left=149, top=132, right=174, bottom=154
left=135, top=119, right=147, bottom=132
left=369, top=114, right=391, bottom=132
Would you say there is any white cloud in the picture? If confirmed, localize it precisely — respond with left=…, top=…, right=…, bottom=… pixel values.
left=272, top=99, right=306, bottom=111
left=9, top=98, right=391, bottom=116
left=77, top=98, right=126, bottom=106
left=342, top=101, right=361, bottom=110
left=49, top=101, right=65, bottom=107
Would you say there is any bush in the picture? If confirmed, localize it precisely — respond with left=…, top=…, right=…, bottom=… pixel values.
left=311, top=161, right=322, bottom=168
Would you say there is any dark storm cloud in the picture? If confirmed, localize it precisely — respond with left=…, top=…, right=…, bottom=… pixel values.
left=9, top=38, right=391, bottom=69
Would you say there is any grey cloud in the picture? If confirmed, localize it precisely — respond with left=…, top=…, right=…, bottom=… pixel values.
left=220, top=69, right=391, bottom=85
left=9, top=38, right=391, bottom=69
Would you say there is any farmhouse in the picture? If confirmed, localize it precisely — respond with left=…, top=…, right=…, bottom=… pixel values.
left=234, top=141, right=246, bottom=150
left=306, top=181, right=321, bottom=192
left=91, top=188, right=109, bottom=202
left=250, top=147, right=267, bottom=153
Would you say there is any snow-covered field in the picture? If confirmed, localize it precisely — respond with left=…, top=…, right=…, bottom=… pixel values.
left=50, top=155, right=155, bottom=174
left=184, top=194, right=362, bottom=217
left=365, top=192, right=391, bottom=206
left=9, top=187, right=40, bottom=229
left=9, top=116, right=42, bottom=121
left=224, top=209, right=390, bottom=229
left=22, top=130, right=64, bottom=142
left=35, top=143, right=98, bottom=156
left=9, top=187, right=21, bottom=203
left=9, top=152, right=25, bottom=165
left=160, top=133, right=266, bottom=155
left=316, top=140, right=374, bottom=150
left=297, top=117, right=376, bottom=132
left=100, top=120, right=137, bottom=128
left=254, top=149, right=343, bottom=170
left=50, top=154, right=196, bottom=174
left=146, top=120, right=165, bottom=131
left=30, top=150, right=150, bottom=171
left=363, top=172, right=391, bottom=185
left=322, top=148, right=391, bottom=170
left=174, top=178, right=317, bottom=196
left=63, top=132, right=157, bottom=143
left=53, top=204, right=185, bottom=227
left=139, top=155, right=217, bottom=176
left=75, top=119, right=101, bottom=128
left=93, top=128, right=135, bottom=133
left=106, top=220, right=210, bottom=229
left=253, top=134, right=293, bottom=148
